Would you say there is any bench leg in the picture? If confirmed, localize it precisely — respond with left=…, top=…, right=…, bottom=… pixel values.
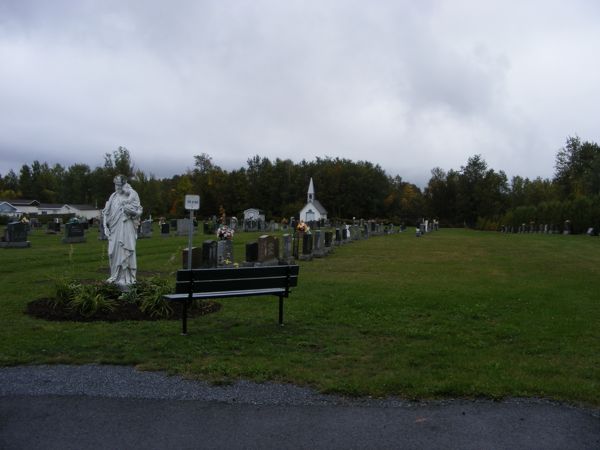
left=278, top=295, right=284, bottom=326
left=181, top=300, right=189, bottom=336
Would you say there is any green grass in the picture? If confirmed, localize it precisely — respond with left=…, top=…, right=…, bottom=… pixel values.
left=1, top=226, right=599, bottom=406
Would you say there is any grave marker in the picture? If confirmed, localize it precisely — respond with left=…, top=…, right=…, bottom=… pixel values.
left=281, top=233, right=295, bottom=264
left=300, top=233, right=313, bottom=260
left=217, top=239, right=234, bottom=266
left=138, top=219, right=153, bottom=239
left=313, top=230, right=324, bottom=257
left=245, top=241, right=259, bottom=266
left=257, top=235, right=279, bottom=265
left=177, top=218, right=195, bottom=236
left=202, top=240, right=218, bottom=268
left=0, top=222, right=31, bottom=248
left=182, top=247, right=202, bottom=269
left=63, top=221, right=86, bottom=244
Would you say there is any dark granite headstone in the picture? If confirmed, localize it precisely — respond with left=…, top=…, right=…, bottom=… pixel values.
left=202, top=240, right=218, bottom=268
left=160, top=223, right=171, bottom=236
left=7, top=222, right=28, bottom=242
left=161, top=223, right=170, bottom=236
left=324, top=231, right=333, bottom=248
left=182, top=246, right=202, bottom=269
left=245, top=242, right=258, bottom=263
left=63, top=222, right=86, bottom=243
left=1, top=222, right=30, bottom=248
left=302, top=233, right=313, bottom=255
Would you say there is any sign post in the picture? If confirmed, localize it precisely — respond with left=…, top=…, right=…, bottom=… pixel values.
left=181, top=195, right=200, bottom=336
left=184, top=195, right=200, bottom=270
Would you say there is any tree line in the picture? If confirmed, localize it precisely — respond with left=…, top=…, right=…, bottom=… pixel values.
left=424, top=136, right=600, bottom=232
left=0, top=147, right=423, bottom=222
left=1, top=137, right=599, bottom=231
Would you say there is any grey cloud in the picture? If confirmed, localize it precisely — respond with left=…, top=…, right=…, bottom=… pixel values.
left=1, top=0, right=600, bottom=188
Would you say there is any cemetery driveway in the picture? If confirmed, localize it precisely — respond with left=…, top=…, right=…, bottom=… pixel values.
left=1, top=365, right=598, bottom=450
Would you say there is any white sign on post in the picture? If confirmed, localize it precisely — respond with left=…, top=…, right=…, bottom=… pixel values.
left=185, top=195, right=200, bottom=210
left=184, top=195, right=200, bottom=276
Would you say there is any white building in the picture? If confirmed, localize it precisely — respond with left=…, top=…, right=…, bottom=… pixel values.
left=243, top=208, right=265, bottom=222
left=0, top=199, right=101, bottom=220
left=299, top=178, right=327, bottom=222
left=0, top=199, right=40, bottom=217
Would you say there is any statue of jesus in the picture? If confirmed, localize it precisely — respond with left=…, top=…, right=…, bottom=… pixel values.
left=102, top=175, right=143, bottom=288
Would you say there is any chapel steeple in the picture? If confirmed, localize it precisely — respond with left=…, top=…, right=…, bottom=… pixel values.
left=307, top=177, right=315, bottom=204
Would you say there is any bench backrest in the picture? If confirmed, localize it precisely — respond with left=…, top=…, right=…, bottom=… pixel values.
left=175, top=265, right=300, bottom=294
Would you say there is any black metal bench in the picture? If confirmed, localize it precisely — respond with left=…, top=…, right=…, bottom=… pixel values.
left=163, top=265, right=300, bottom=334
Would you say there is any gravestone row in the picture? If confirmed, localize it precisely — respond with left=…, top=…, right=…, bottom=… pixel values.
left=498, top=220, right=598, bottom=235
left=182, top=239, right=233, bottom=269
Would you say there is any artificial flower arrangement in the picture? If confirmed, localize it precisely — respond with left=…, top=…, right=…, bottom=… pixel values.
left=296, top=221, right=310, bottom=234
left=216, top=225, right=234, bottom=240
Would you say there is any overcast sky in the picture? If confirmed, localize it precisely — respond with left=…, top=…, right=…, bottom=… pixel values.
left=1, top=0, right=599, bottom=187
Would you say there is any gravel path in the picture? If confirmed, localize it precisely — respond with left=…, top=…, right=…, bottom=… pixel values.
left=0, top=364, right=597, bottom=411
left=1, top=365, right=599, bottom=449
left=0, top=364, right=338, bottom=405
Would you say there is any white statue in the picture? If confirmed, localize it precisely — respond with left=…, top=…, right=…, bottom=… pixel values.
left=102, top=175, right=143, bottom=288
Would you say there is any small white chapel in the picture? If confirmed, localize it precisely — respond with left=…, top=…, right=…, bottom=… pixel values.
left=299, top=178, right=327, bottom=222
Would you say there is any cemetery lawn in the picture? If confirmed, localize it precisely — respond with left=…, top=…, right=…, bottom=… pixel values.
left=1, top=227, right=599, bottom=406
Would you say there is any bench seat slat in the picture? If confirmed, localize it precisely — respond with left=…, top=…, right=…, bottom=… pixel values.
left=176, top=265, right=299, bottom=282
left=174, top=276, right=298, bottom=294
left=164, top=287, right=286, bottom=301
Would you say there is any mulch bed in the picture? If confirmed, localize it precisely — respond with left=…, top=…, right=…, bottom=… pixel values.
left=25, top=298, right=221, bottom=322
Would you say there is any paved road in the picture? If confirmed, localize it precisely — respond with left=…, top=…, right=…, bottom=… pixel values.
left=1, top=365, right=599, bottom=449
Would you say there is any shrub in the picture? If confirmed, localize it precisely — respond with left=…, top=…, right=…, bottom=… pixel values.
left=135, top=277, right=174, bottom=318
left=49, top=277, right=81, bottom=309
left=69, top=284, right=117, bottom=317
left=94, top=281, right=122, bottom=300
left=48, top=276, right=177, bottom=318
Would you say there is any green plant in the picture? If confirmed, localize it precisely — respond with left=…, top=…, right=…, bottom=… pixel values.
left=118, top=285, right=140, bottom=304
left=49, top=277, right=80, bottom=310
left=94, top=281, right=122, bottom=300
left=135, top=277, right=174, bottom=318
left=69, top=284, right=117, bottom=317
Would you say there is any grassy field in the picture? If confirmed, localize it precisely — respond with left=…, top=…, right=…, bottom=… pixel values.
left=1, top=226, right=599, bottom=406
